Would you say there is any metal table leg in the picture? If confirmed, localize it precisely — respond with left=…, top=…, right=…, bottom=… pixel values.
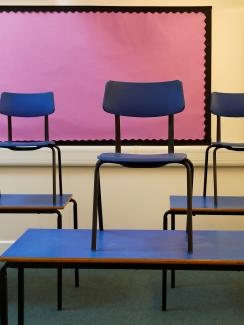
left=18, top=268, right=24, bottom=325
left=162, top=269, right=167, bottom=311
left=0, top=265, right=8, bottom=325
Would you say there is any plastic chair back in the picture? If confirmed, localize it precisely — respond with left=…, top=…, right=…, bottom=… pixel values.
left=103, top=80, right=185, bottom=117
left=211, top=92, right=244, bottom=117
left=0, top=92, right=55, bottom=117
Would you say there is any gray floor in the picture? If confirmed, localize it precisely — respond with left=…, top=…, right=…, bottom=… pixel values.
left=4, top=268, right=244, bottom=324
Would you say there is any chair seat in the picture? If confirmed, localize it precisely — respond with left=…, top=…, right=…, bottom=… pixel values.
left=98, top=152, right=187, bottom=165
left=0, top=141, right=55, bottom=148
left=213, top=141, right=244, bottom=148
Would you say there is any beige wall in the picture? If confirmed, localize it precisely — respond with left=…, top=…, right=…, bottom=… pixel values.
left=1, top=165, right=244, bottom=246
left=0, top=0, right=244, bottom=251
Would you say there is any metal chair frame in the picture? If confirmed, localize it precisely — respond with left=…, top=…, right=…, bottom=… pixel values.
left=91, top=81, right=194, bottom=253
left=0, top=93, right=63, bottom=203
left=203, top=93, right=244, bottom=204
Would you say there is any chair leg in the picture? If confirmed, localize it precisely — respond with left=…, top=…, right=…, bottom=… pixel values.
left=187, top=158, right=194, bottom=189
left=182, top=159, right=193, bottom=253
left=70, top=198, right=78, bottom=230
left=163, top=210, right=171, bottom=230
left=50, top=147, right=57, bottom=204
left=57, top=211, right=62, bottom=229
left=54, top=145, right=63, bottom=196
left=213, top=147, right=219, bottom=205
left=70, top=198, right=79, bottom=287
left=97, top=170, right=104, bottom=231
left=56, top=211, right=63, bottom=309
left=187, top=160, right=193, bottom=253
left=203, top=145, right=213, bottom=196
left=91, top=161, right=103, bottom=250
left=171, top=212, right=175, bottom=231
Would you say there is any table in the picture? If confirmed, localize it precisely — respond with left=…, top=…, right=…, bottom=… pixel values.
left=2, top=229, right=244, bottom=324
left=163, top=195, right=244, bottom=288
left=163, top=196, right=244, bottom=230
left=0, top=194, right=77, bottom=229
left=0, top=193, right=79, bottom=325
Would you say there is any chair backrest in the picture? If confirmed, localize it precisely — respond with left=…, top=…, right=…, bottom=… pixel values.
left=211, top=92, right=244, bottom=117
left=0, top=92, right=55, bottom=141
left=211, top=92, right=244, bottom=142
left=103, top=80, right=185, bottom=153
left=103, top=80, right=184, bottom=117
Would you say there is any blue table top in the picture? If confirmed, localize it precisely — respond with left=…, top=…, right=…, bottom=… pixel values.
left=170, top=196, right=244, bottom=211
left=0, top=194, right=72, bottom=210
left=2, top=229, right=244, bottom=265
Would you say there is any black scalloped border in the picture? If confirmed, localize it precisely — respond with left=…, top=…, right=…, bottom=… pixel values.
left=0, top=5, right=212, bottom=146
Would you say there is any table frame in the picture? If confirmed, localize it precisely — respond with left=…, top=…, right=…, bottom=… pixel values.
left=0, top=194, right=79, bottom=325
left=0, top=194, right=78, bottom=232
left=1, top=257, right=244, bottom=325
left=162, top=195, right=244, bottom=296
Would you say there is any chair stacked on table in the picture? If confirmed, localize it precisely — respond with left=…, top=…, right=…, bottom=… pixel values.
left=91, top=80, right=194, bottom=253
left=162, top=91, right=244, bottom=297
left=162, top=92, right=244, bottom=232
left=0, top=92, right=62, bottom=201
left=203, top=92, right=244, bottom=202
left=0, top=92, right=79, bottom=292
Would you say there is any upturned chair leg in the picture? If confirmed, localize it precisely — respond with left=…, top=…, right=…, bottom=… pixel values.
left=92, top=161, right=102, bottom=250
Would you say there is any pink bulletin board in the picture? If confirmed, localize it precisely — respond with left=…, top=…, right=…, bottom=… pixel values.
left=0, top=6, right=211, bottom=145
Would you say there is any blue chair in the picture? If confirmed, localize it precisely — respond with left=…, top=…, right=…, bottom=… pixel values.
left=0, top=92, right=62, bottom=200
left=203, top=92, right=244, bottom=203
left=91, top=80, right=194, bottom=252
